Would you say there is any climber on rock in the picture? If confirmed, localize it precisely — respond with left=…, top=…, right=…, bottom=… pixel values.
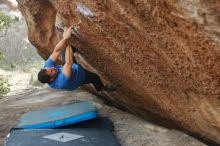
left=37, top=26, right=116, bottom=92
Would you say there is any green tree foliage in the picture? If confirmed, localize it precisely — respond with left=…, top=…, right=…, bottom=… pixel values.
left=0, top=75, right=10, bottom=95
left=0, top=49, right=10, bottom=95
left=0, top=50, right=3, bottom=60
left=0, top=11, right=12, bottom=33
left=0, top=11, right=11, bottom=95
left=0, top=48, right=9, bottom=95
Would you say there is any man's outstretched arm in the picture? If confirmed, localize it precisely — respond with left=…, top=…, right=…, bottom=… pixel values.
left=62, top=45, right=73, bottom=78
left=50, top=26, right=73, bottom=62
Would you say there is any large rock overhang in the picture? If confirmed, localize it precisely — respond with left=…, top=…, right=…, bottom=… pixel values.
left=17, top=0, right=220, bottom=144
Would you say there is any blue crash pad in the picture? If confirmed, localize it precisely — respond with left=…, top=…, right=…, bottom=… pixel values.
left=17, top=101, right=97, bottom=129
left=5, top=118, right=121, bottom=146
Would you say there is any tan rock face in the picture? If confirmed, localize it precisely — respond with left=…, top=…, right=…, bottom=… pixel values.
left=17, top=0, right=220, bottom=144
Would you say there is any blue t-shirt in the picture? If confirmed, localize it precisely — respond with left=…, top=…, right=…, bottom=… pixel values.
left=44, top=57, right=86, bottom=90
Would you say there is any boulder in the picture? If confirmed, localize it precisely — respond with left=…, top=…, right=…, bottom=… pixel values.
left=17, top=0, right=220, bottom=144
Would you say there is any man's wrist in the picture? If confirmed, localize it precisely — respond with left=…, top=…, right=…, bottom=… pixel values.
left=63, top=37, right=69, bottom=40
left=63, top=37, right=71, bottom=45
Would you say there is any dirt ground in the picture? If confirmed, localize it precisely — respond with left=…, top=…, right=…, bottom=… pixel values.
left=0, top=87, right=206, bottom=146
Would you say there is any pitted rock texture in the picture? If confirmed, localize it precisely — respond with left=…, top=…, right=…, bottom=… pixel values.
left=17, top=0, right=220, bottom=144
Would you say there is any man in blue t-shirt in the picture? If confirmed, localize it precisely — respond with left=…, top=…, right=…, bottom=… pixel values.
left=38, top=26, right=116, bottom=92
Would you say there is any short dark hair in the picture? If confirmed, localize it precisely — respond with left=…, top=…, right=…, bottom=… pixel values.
left=38, top=68, right=51, bottom=83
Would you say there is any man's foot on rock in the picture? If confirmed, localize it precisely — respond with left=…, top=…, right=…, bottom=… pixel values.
left=103, top=84, right=117, bottom=92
